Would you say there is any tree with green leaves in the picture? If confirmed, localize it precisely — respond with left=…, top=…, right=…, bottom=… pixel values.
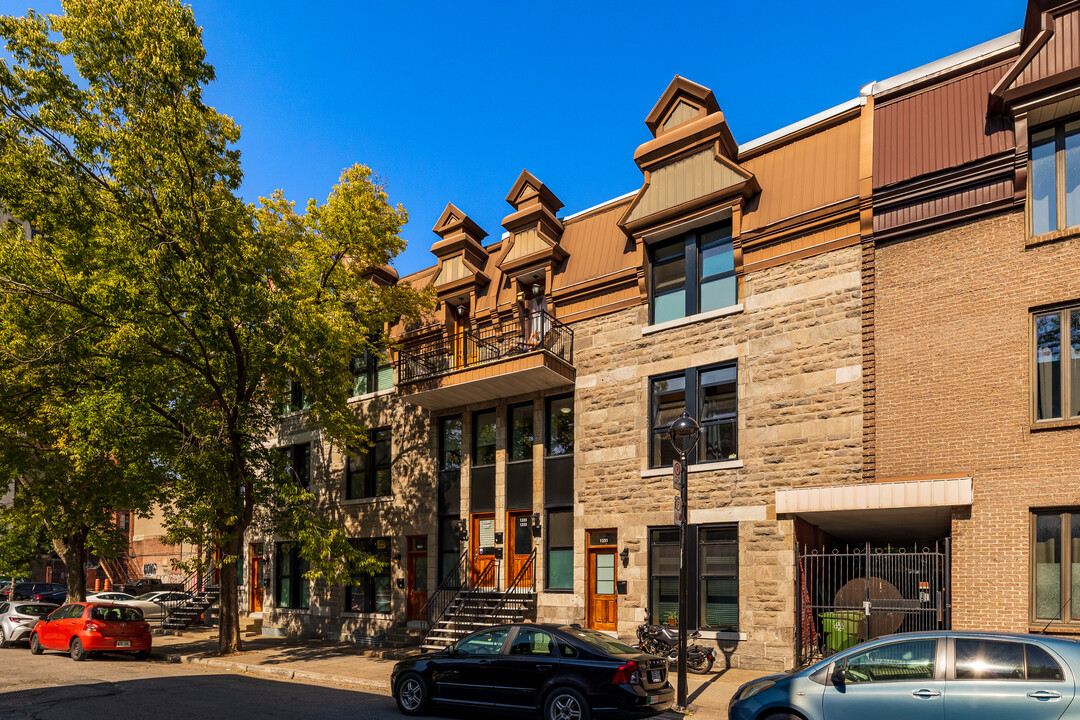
left=0, top=0, right=428, bottom=653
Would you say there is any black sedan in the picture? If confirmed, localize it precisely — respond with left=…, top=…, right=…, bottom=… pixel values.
left=391, top=623, right=674, bottom=719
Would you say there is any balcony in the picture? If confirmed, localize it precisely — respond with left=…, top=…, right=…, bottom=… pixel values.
left=396, top=311, right=574, bottom=410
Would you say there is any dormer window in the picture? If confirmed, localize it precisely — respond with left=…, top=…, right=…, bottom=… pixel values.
left=1030, top=120, right=1080, bottom=236
left=649, top=224, right=736, bottom=325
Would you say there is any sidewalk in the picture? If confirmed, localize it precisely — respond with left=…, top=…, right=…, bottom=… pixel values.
left=151, top=627, right=764, bottom=718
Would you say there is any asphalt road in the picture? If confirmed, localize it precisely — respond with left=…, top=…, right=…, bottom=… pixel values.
left=0, top=646, right=405, bottom=720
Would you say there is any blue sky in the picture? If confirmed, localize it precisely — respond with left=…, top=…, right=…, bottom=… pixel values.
left=5, top=0, right=1024, bottom=277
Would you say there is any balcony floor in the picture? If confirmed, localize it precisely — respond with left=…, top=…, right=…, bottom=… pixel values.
left=399, top=352, right=574, bottom=410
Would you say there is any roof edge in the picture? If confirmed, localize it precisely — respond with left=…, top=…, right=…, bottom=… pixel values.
left=739, top=97, right=865, bottom=155
left=868, top=30, right=1022, bottom=97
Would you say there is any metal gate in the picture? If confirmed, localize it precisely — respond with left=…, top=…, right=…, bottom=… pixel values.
left=796, top=540, right=950, bottom=667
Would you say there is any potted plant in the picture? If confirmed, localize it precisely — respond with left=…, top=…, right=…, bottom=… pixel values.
left=663, top=610, right=678, bottom=626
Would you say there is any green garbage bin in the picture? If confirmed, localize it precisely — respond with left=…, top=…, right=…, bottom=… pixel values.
left=820, top=610, right=864, bottom=652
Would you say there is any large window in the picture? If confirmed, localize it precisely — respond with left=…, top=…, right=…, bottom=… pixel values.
left=344, top=537, right=391, bottom=614
left=649, top=524, right=738, bottom=630
left=285, top=380, right=310, bottom=413
left=473, top=409, right=497, bottom=466
left=275, top=542, right=310, bottom=610
left=471, top=409, right=496, bottom=513
left=1034, top=306, right=1080, bottom=422
left=649, top=224, right=736, bottom=324
left=507, top=403, right=533, bottom=511
left=346, top=428, right=392, bottom=499
left=650, top=363, right=737, bottom=467
left=283, top=443, right=311, bottom=489
left=438, top=416, right=463, bottom=581
left=1030, top=121, right=1080, bottom=236
left=1032, top=510, right=1080, bottom=625
left=545, top=395, right=574, bottom=591
left=351, top=350, right=393, bottom=396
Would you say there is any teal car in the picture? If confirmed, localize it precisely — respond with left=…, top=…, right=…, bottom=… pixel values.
left=730, top=631, right=1078, bottom=720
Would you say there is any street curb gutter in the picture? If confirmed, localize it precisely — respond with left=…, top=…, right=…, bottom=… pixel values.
left=161, top=653, right=391, bottom=693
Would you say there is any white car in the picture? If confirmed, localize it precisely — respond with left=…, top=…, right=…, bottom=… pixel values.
left=86, top=592, right=136, bottom=602
left=118, top=591, right=193, bottom=621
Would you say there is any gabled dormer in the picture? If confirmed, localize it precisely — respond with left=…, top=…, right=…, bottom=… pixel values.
left=620, top=76, right=758, bottom=237
left=430, top=203, right=490, bottom=310
left=496, top=170, right=567, bottom=309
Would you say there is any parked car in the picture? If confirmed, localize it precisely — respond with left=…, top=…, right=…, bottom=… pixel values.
left=0, top=601, right=59, bottom=647
left=115, top=578, right=181, bottom=595
left=86, top=592, right=136, bottom=602
left=5, top=582, right=65, bottom=601
left=29, top=602, right=151, bottom=660
left=117, top=591, right=193, bottom=621
left=729, top=631, right=1080, bottom=720
left=30, top=587, right=67, bottom=604
left=391, top=623, right=673, bottom=719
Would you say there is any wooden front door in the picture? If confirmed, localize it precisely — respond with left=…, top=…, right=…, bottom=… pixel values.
left=249, top=543, right=264, bottom=613
left=586, top=530, right=618, bottom=631
left=406, top=535, right=428, bottom=621
left=507, top=511, right=534, bottom=587
left=471, top=513, right=497, bottom=587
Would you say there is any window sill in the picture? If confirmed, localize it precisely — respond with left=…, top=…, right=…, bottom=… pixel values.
left=341, top=612, right=392, bottom=619
left=641, top=460, right=743, bottom=478
left=642, top=304, right=743, bottom=336
left=542, top=588, right=575, bottom=594
left=273, top=608, right=311, bottom=614
left=341, top=495, right=395, bottom=505
left=1030, top=623, right=1080, bottom=635
left=347, top=388, right=395, bottom=403
left=696, top=630, right=746, bottom=641
left=1027, top=225, right=1080, bottom=248
left=1031, top=418, right=1080, bottom=432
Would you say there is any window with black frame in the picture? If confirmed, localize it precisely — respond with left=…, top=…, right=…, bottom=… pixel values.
left=698, top=525, right=738, bottom=630
left=650, top=374, right=686, bottom=468
left=285, top=380, right=310, bottom=413
left=282, top=443, right=311, bottom=489
left=649, top=223, right=736, bottom=325
left=344, top=538, right=391, bottom=614
left=507, top=402, right=534, bottom=511
left=275, top=542, right=310, bottom=610
left=346, top=427, right=392, bottom=499
left=438, top=416, right=463, bottom=581
left=648, top=528, right=679, bottom=625
left=351, top=349, right=393, bottom=397
left=545, top=395, right=574, bottom=591
left=650, top=364, right=738, bottom=467
left=471, top=409, right=496, bottom=514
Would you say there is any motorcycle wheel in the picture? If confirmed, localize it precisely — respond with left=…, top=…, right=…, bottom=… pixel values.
left=687, top=649, right=714, bottom=674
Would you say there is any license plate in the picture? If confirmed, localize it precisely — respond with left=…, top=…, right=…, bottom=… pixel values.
left=116, top=640, right=131, bottom=648
left=650, top=670, right=662, bottom=683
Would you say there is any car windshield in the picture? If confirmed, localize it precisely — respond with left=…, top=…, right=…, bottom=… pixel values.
left=92, top=606, right=143, bottom=622
left=133, top=593, right=159, bottom=601
left=560, top=628, right=640, bottom=655
left=15, top=604, right=54, bottom=616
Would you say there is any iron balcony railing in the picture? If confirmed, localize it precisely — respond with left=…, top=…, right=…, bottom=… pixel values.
left=396, top=311, right=574, bottom=385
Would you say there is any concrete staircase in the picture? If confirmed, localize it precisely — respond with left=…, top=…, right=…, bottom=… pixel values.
left=420, top=590, right=535, bottom=652
left=161, top=588, right=220, bottom=631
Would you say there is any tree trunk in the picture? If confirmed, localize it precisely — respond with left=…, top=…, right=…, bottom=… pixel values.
left=216, top=529, right=243, bottom=654
left=52, top=527, right=88, bottom=602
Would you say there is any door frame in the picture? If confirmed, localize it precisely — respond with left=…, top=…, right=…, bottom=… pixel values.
left=406, top=535, right=428, bottom=621
left=249, top=543, right=264, bottom=613
left=471, top=512, right=497, bottom=587
left=586, top=529, right=618, bottom=631
left=506, top=510, right=534, bottom=587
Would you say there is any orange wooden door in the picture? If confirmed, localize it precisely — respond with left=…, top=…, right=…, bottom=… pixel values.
left=471, top=513, right=497, bottom=587
left=249, top=543, right=264, bottom=613
left=406, top=536, right=428, bottom=621
left=507, top=511, right=533, bottom=587
left=586, top=530, right=618, bottom=631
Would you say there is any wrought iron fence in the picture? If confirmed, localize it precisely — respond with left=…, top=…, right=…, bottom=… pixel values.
left=396, top=311, right=573, bottom=384
left=796, top=540, right=950, bottom=668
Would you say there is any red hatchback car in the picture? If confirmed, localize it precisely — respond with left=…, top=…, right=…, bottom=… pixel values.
left=30, top=602, right=152, bottom=660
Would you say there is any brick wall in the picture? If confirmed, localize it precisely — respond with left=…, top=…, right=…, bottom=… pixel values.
left=874, top=209, right=1080, bottom=632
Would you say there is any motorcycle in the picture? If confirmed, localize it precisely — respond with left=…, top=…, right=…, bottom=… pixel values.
left=636, top=616, right=715, bottom=674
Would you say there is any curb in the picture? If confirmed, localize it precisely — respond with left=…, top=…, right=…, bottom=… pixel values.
left=160, top=653, right=391, bottom=693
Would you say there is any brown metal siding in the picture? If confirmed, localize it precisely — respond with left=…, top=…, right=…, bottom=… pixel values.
left=1015, top=6, right=1080, bottom=89
left=740, top=116, right=861, bottom=233
left=873, top=177, right=1014, bottom=234
left=553, top=200, right=636, bottom=290
left=874, top=62, right=1015, bottom=189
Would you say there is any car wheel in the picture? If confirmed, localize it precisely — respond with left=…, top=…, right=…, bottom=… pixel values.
left=70, top=637, right=88, bottom=661
left=394, top=672, right=430, bottom=716
left=0, top=627, right=7, bottom=649
left=544, top=687, right=590, bottom=720
left=29, top=633, right=43, bottom=655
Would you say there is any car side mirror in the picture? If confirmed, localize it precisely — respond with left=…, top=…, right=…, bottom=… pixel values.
left=445, top=646, right=457, bottom=656
left=831, top=665, right=847, bottom=685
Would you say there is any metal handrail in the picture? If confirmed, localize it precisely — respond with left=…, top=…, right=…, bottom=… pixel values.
left=488, top=549, right=537, bottom=621
left=396, top=311, right=574, bottom=384
left=156, top=564, right=218, bottom=628
left=421, top=548, right=468, bottom=628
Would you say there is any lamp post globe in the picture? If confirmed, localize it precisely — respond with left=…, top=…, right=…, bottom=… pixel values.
left=668, top=410, right=701, bottom=456
left=667, top=410, right=699, bottom=711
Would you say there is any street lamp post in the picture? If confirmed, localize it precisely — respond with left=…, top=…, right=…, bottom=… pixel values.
left=668, top=410, right=700, bottom=712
